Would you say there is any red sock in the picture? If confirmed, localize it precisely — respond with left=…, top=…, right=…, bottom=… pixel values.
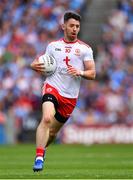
left=36, top=147, right=45, bottom=157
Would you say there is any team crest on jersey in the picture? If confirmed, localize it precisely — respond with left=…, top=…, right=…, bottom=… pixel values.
left=74, top=49, right=80, bottom=56
left=46, top=87, right=52, bottom=92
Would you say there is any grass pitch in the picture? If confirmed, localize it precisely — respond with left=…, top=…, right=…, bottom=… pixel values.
left=0, top=143, right=133, bottom=179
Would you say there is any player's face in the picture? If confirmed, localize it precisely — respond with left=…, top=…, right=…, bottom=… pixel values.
left=63, top=18, right=80, bottom=42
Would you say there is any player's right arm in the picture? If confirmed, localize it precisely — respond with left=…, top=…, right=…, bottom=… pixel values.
left=30, top=58, right=45, bottom=74
left=30, top=43, right=52, bottom=73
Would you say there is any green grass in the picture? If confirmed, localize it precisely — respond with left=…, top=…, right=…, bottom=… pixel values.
left=0, top=144, right=133, bottom=179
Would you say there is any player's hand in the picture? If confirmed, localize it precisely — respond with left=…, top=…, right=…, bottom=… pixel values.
left=67, top=66, right=82, bottom=77
left=30, top=58, right=45, bottom=74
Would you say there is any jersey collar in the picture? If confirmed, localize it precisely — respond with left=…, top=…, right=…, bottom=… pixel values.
left=62, top=38, right=78, bottom=44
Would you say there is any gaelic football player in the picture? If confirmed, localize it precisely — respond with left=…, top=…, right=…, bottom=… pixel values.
left=31, top=11, right=96, bottom=172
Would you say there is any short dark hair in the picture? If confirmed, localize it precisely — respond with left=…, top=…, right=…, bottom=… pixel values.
left=64, top=11, right=81, bottom=23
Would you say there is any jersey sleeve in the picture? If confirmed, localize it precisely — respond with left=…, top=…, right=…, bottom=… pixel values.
left=83, top=46, right=94, bottom=61
left=45, top=43, right=53, bottom=56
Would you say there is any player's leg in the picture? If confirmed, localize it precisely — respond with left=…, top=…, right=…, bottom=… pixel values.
left=33, top=101, right=55, bottom=172
left=46, top=116, right=64, bottom=147
left=36, top=102, right=64, bottom=148
left=33, top=101, right=64, bottom=172
left=36, top=102, right=56, bottom=148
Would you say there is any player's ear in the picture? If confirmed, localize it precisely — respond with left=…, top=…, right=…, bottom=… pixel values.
left=61, top=23, right=65, bottom=31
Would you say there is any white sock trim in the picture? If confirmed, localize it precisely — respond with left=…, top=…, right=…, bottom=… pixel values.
left=36, top=156, right=43, bottom=161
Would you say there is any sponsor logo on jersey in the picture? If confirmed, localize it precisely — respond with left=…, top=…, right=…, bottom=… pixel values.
left=63, top=56, right=71, bottom=66
left=55, top=48, right=61, bottom=51
left=57, top=67, right=69, bottom=76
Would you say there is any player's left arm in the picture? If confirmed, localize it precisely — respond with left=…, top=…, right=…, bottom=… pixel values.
left=80, top=60, right=96, bottom=80
left=67, top=46, right=96, bottom=80
left=67, top=60, right=96, bottom=80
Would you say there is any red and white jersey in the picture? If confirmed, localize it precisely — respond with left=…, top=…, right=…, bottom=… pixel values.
left=45, top=38, right=94, bottom=98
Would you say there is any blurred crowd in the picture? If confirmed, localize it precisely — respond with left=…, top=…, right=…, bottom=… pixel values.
left=72, top=0, right=133, bottom=125
left=0, top=0, right=133, bottom=144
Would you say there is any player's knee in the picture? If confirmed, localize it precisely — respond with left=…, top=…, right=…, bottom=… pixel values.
left=42, top=114, right=54, bottom=125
